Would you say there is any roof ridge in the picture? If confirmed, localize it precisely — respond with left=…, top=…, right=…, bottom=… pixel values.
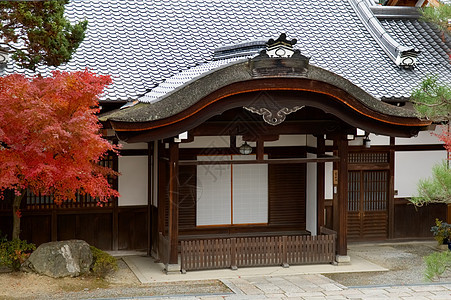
left=349, top=0, right=420, bottom=68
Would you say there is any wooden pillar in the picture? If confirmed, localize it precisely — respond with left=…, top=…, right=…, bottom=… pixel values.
left=256, top=139, right=264, bottom=160
left=336, top=135, right=348, bottom=256
left=168, top=142, right=179, bottom=264
left=388, top=137, right=395, bottom=239
left=112, top=150, right=119, bottom=251
left=147, top=142, right=153, bottom=256
left=317, top=135, right=325, bottom=232
left=157, top=141, right=166, bottom=236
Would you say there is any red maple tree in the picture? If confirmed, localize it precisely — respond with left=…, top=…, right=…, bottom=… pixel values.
left=0, top=70, right=119, bottom=239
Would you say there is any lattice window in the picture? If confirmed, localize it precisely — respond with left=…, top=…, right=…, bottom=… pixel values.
left=363, top=171, right=388, bottom=211
left=348, top=171, right=361, bottom=212
left=349, top=152, right=388, bottom=164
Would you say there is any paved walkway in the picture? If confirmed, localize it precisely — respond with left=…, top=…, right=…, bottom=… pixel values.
left=148, top=275, right=451, bottom=299
left=114, top=244, right=451, bottom=299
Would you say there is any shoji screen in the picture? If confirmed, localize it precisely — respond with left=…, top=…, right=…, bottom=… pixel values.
left=196, top=155, right=231, bottom=226
left=232, top=155, right=268, bottom=224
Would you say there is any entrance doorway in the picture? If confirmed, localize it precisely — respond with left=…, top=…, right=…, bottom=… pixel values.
left=347, top=152, right=389, bottom=240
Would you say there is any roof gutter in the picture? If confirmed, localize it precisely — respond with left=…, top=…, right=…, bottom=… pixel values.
left=349, top=0, right=420, bottom=69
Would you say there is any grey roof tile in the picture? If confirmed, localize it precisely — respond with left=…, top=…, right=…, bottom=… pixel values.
left=0, top=0, right=449, bottom=103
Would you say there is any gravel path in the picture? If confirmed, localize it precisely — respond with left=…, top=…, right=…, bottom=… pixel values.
left=325, top=241, right=450, bottom=286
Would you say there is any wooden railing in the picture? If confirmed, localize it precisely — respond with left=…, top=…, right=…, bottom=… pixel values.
left=180, top=228, right=336, bottom=272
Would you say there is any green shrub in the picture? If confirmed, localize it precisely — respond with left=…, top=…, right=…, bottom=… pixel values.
left=90, top=246, right=118, bottom=278
left=424, top=251, right=451, bottom=281
left=0, top=239, right=36, bottom=271
left=431, top=219, right=451, bottom=245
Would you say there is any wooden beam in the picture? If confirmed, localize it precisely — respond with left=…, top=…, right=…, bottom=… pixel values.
left=168, top=142, right=179, bottom=264
left=178, top=156, right=339, bottom=166
left=336, top=135, right=348, bottom=256
left=190, top=120, right=343, bottom=136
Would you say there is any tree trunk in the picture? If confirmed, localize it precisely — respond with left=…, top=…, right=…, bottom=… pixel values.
left=12, top=192, right=24, bottom=240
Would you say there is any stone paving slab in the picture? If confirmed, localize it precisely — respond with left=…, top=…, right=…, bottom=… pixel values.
left=143, top=275, right=451, bottom=299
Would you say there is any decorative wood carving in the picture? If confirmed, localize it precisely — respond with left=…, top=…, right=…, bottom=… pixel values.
left=244, top=105, right=305, bottom=126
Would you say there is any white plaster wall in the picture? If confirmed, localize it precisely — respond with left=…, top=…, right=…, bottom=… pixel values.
left=395, top=150, right=447, bottom=198
left=179, top=136, right=230, bottom=148
left=368, top=134, right=390, bottom=146
left=325, top=153, right=334, bottom=200
left=119, top=142, right=148, bottom=150
left=396, top=126, right=445, bottom=145
left=263, top=135, right=307, bottom=147
left=306, top=153, right=317, bottom=235
left=118, top=156, right=148, bottom=206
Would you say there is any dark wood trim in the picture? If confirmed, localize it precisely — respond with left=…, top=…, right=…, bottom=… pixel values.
left=329, top=143, right=444, bottom=153
left=348, top=163, right=390, bottom=171
left=336, top=135, right=348, bottom=256
left=179, top=156, right=339, bottom=166
left=168, top=142, right=179, bottom=264
left=317, top=135, right=325, bottom=232
left=393, top=144, right=445, bottom=152
left=120, top=149, right=149, bottom=156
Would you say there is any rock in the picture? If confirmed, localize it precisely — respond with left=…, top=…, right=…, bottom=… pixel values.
left=21, top=240, right=92, bottom=278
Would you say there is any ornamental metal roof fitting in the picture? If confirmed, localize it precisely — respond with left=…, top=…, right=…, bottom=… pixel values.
left=350, top=0, right=420, bottom=69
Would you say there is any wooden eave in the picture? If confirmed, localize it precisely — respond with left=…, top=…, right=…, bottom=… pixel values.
left=104, top=58, right=431, bottom=142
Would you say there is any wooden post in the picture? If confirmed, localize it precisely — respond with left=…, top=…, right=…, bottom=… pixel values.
left=157, top=141, right=166, bottom=237
left=388, top=137, right=395, bottom=239
left=317, top=135, right=325, bottom=232
left=257, top=139, right=264, bottom=160
left=336, top=135, right=348, bottom=256
left=168, top=141, right=179, bottom=264
left=147, top=142, right=153, bottom=256
left=112, top=150, right=119, bottom=251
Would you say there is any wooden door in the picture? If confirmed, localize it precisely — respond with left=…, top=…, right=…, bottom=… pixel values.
left=347, top=170, right=388, bottom=240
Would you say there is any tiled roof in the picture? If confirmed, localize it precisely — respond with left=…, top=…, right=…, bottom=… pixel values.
left=0, top=0, right=450, bottom=103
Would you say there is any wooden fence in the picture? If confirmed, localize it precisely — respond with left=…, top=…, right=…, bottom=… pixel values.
left=180, top=227, right=336, bottom=272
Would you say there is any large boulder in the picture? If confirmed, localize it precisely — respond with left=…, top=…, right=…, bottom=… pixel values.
left=22, top=240, right=92, bottom=278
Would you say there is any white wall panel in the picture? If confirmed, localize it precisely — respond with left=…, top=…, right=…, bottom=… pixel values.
left=196, top=155, right=232, bottom=226
left=232, top=155, right=268, bottom=224
left=395, top=150, right=447, bottom=198
left=306, top=153, right=317, bottom=235
left=264, top=135, right=307, bottom=147
left=325, top=158, right=334, bottom=200
left=180, top=136, right=230, bottom=148
left=118, top=156, right=148, bottom=206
